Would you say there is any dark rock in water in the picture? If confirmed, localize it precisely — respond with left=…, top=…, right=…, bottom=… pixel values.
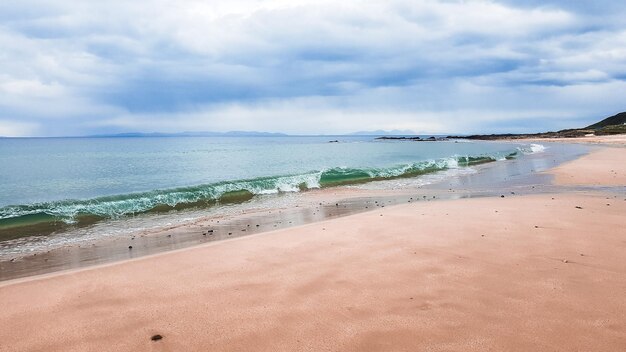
left=128, top=246, right=133, bottom=250
left=256, top=224, right=260, bottom=227
left=151, top=334, right=163, bottom=341
left=375, top=136, right=448, bottom=142
left=228, top=232, right=232, bottom=235
left=575, top=206, right=583, bottom=209
left=501, top=195, right=505, bottom=198
left=208, top=229, right=214, bottom=233
left=328, top=140, right=339, bottom=143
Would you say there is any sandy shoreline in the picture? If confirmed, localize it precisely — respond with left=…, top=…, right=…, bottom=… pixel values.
left=549, top=146, right=626, bottom=186
left=0, top=141, right=624, bottom=351
left=1, top=141, right=588, bottom=282
left=522, top=133, right=626, bottom=146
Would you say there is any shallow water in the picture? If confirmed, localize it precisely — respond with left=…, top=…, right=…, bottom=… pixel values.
left=1, top=136, right=529, bottom=239
left=0, top=141, right=593, bottom=281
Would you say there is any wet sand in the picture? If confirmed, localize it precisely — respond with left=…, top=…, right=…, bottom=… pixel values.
left=0, top=145, right=625, bottom=351
left=0, top=142, right=588, bottom=281
left=0, top=188, right=461, bottom=281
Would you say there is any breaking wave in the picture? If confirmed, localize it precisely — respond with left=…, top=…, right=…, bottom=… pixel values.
left=0, top=150, right=520, bottom=237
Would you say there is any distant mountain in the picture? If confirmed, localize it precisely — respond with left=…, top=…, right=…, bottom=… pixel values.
left=87, top=131, right=289, bottom=138
left=349, top=129, right=416, bottom=136
left=585, top=111, right=626, bottom=129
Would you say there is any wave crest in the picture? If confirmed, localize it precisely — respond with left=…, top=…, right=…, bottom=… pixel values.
left=0, top=150, right=518, bottom=235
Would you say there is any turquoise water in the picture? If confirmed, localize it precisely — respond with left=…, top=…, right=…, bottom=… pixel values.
left=0, top=136, right=525, bottom=235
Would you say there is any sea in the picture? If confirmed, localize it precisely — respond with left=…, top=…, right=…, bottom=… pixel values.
left=0, top=136, right=546, bottom=250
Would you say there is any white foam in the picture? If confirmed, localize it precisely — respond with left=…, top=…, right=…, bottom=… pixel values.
left=530, top=143, right=546, bottom=153
left=518, top=143, right=547, bottom=155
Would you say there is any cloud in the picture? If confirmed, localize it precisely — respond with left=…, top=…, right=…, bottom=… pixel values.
left=0, top=0, right=625, bottom=136
left=0, top=120, right=40, bottom=137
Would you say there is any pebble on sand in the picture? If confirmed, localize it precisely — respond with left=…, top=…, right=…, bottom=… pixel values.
left=151, top=334, right=163, bottom=341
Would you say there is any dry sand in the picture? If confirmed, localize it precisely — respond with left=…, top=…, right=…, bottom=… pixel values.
left=525, top=133, right=626, bottom=146
left=550, top=146, right=626, bottom=186
left=0, top=147, right=625, bottom=352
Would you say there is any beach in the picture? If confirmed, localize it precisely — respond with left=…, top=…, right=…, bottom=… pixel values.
left=0, top=139, right=625, bottom=351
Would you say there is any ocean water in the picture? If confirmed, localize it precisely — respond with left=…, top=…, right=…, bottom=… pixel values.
left=0, top=136, right=532, bottom=238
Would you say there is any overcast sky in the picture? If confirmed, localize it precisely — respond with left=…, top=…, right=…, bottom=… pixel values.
left=1, top=0, right=625, bottom=136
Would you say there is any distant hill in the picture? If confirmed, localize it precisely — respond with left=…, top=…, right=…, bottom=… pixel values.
left=87, top=131, right=288, bottom=138
left=350, top=129, right=415, bottom=136
left=585, top=111, right=626, bottom=129
left=448, top=110, right=626, bottom=140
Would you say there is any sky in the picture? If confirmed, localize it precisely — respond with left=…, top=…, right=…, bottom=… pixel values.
left=0, top=0, right=625, bottom=137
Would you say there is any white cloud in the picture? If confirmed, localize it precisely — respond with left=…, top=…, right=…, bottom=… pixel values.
left=0, top=0, right=625, bottom=136
left=0, top=120, right=40, bottom=136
